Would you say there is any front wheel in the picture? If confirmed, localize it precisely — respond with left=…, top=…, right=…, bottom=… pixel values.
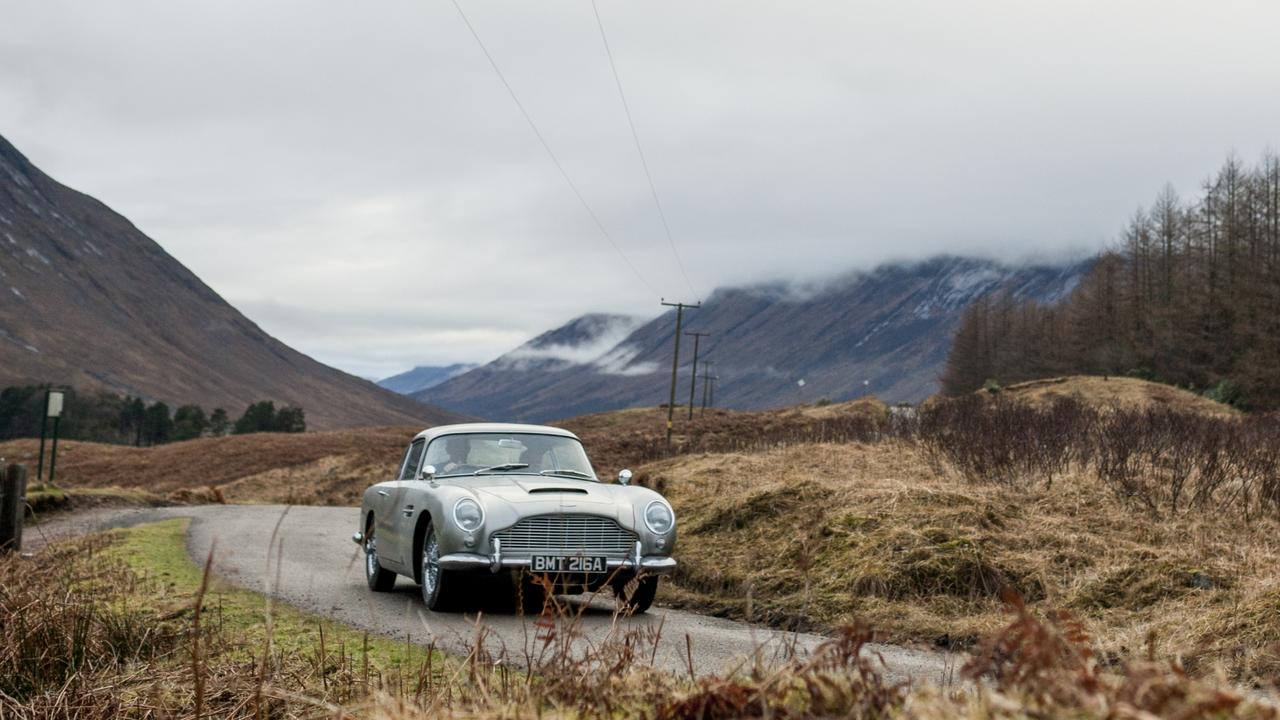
left=420, top=523, right=464, bottom=611
left=612, top=575, right=658, bottom=614
left=365, top=535, right=396, bottom=592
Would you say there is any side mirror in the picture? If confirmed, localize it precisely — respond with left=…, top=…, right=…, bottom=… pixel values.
left=421, top=465, right=437, bottom=482
left=617, top=469, right=633, bottom=486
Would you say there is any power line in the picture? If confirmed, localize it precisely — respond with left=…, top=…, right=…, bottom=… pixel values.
left=591, top=0, right=700, bottom=302
left=448, top=0, right=660, bottom=298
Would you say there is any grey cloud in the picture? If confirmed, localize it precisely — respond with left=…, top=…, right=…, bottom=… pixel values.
left=2, top=0, right=1278, bottom=377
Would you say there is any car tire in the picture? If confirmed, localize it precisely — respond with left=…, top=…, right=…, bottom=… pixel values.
left=364, top=534, right=396, bottom=592
left=420, top=522, right=463, bottom=611
left=612, top=575, right=658, bottom=614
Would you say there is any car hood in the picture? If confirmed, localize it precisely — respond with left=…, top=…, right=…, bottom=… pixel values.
left=472, top=476, right=618, bottom=507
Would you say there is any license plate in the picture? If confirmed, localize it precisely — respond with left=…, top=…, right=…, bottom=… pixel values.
left=530, top=555, right=607, bottom=574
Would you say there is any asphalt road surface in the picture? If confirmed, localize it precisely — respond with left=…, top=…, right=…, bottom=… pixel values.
left=31, top=504, right=957, bottom=685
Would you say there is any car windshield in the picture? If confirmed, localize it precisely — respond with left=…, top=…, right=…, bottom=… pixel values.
left=424, top=432, right=597, bottom=480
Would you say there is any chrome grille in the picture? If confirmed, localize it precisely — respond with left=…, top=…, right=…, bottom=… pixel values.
left=494, top=514, right=635, bottom=558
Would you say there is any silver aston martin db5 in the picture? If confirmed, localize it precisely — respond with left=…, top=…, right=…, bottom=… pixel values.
left=352, top=423, right=677, bottom=613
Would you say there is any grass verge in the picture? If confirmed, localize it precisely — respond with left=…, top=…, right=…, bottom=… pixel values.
left=24, top=483, right=170, bottom=517
left=103, top=519, right=435, bottom=671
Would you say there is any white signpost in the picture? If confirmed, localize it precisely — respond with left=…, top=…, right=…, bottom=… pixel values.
left=47, top=390, right=64, bottom=418
left=39, top=389, right=66, bottom=483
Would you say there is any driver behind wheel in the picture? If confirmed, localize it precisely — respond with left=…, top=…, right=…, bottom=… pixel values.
left=439, top=435, right=472, bottom=473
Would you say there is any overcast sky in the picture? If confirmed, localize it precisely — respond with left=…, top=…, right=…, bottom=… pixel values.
left=3, top=1, right=1278, bottom=378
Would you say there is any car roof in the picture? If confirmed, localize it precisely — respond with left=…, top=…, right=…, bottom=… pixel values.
left=412, top=423, right=580, bottom=443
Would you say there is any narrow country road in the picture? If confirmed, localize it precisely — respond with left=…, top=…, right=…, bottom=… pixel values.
left=30, top=505, right=958, bottom=685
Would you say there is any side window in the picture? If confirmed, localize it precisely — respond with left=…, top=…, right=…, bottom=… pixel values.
left=399, top=439, right=425, bottom=481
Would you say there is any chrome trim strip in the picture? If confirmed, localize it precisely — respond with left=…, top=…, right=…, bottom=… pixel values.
left=438, top=553, right=677, bottom=575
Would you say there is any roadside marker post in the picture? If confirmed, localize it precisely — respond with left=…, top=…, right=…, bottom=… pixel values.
left=0, top=464, right=27, bottom=554
left=46, top=390, right=64, bottom=486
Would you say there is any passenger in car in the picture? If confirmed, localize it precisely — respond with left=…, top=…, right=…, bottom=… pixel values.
left=519, top=437, right=552, bottom=473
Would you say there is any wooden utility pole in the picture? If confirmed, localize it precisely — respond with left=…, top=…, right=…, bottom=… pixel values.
left=661, top=300, right=700, bottom=450
left=708, top=374, right=718, bottom=409
left=0, top=464, right=27, bottom=554
left=684, top=331, right=709, bottom=421
left=700, top=361, right=714, bottom=415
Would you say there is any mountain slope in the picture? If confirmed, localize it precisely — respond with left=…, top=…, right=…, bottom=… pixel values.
left=377, top=364, right=477, bottom=395
left=418, top=257, right=1087, bottom=421
left=0, top=133, right=464, bottom=430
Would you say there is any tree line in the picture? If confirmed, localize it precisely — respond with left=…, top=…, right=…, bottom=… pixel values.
left=0, top=386, right=306, bottom=446
left=943, top=151, right=1280, bottom=410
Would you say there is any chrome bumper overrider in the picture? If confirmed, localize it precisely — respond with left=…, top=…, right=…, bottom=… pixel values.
left=438, top=539, right=677, bottom=575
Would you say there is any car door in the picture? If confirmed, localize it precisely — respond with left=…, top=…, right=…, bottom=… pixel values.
left=382, top=437, right=426, bottom=569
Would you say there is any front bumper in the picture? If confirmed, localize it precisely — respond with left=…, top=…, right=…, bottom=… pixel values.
left=438, top=538, right=677, bottom=575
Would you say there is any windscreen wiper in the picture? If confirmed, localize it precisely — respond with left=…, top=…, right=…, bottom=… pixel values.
left=473, top=463, right=529, bottom=475
left=538, top=469, right=594, bottom=479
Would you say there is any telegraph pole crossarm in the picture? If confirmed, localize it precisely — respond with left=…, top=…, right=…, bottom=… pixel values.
left=661, top=299, right=700, bottom=451
left=684, top=331, right=709, bottom=421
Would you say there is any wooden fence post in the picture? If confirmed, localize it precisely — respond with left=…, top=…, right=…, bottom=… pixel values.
left=0, top=464, right=28, bottom=554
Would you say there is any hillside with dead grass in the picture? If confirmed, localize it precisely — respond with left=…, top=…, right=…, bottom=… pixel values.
left=649, top=438, right=1280, bottom=682
left=8, top=384, right=1278, bottom=683
left=0, top=427, right=416, bottom=506
left=993, top=376, right=1238, bottom=416
left=0, top=399, right=890, bottom=507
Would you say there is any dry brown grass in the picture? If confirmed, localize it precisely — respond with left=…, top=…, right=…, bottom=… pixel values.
left=648, top=440, right=1280, bottom=684
left=0, top=399, right=891, bottom=509
left=7, top=386, right=1277, bottom=689
left=557, top=398, right=889, bottom=476
left=5, top=520, right=1277, bottom=719
left=994, top=376, right=1239, bottom=416
left=0, top=426, right=417, bottom=505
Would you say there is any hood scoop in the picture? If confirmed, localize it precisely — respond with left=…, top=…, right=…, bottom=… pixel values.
left=527, top=487, right=588, bottom=495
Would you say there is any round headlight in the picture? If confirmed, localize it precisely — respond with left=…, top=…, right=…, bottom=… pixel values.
left=453, top=497, right=484, bottom=532
left=644, top=500, right=674, bottom=535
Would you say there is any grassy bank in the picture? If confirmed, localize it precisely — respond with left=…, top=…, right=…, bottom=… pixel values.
left=654, top=440, right=1280, bottom=684
left=24, top=483, right=170, bottom=517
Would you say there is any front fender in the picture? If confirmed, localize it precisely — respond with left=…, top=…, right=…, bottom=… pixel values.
left=621, top=485, right=678, bottom=557
left=400, top=483, right=478, bottom=575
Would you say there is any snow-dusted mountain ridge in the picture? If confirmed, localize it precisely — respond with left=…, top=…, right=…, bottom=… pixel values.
left=416, top=256, right=1089, bottom=422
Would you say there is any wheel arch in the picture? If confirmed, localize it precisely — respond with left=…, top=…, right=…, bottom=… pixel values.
left=412, top=510, right=435, bottom=584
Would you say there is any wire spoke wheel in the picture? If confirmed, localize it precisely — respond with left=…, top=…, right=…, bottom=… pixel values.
left=365, top=534, right=395, bottom=592
left=422, top=533, right=441, bottom=600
